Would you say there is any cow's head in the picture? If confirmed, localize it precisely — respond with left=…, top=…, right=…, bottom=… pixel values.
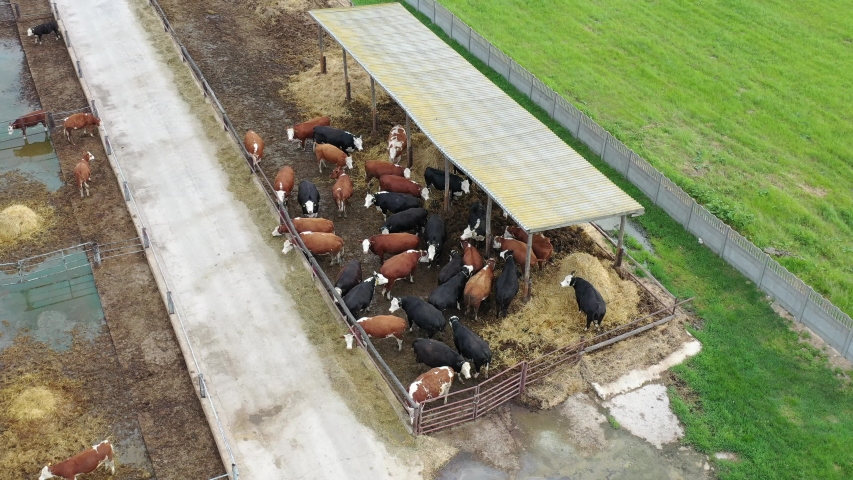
left=354, top=136, right=363, bottom=151
left=7, top=124, right=13, bottom=135
left=345, top=155, right=353, bottom=169
left=276, top=189, right=287, bottom=204
left=503, top=226, right=514, bottom=239
left=380, top=227, right=390, bottom=235
left=492, top=236, right=503, bottom=249
left=40, top=465, right=54, bottom=480
left=389, top=297, right=401, bottom=313
left=499, top=249, right=514, bottom=261
left=302, top=201, right=317, bottom=217
left=91, top=114, right=102, bottom=126
left=560, top=271, right=577, bottom=288
left=286, top=127, right=294, bottom=141
left=375, top=273, right=389, bottom=286
left=421, top=244, right=435, bottom=263
left=461, top=220, right=481, bottom=240
left=281, top=239, right=295, bottom=254
left=463, top=265, right=474, bottom=276
left=361, top=238, right=372, bottom=254
left=403, top=167, right=411, bottom=179
left=84, top=151, right=95, bottom=163
left=420, top=188, right=430, bottom=201
left=460, top=362, right=472, bottom=380
left=27, top=28, right=34, bottom=37
left=364, top=193, right=375, bottom=208
left=330, top=166, right=344, bottom=180
left=343, top=333, right=355, bottom=349
left=461, top=179, right=470, bottom=194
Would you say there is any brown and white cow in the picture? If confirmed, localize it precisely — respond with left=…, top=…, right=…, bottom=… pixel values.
left=365, top=160, right=410, bottom=186
left=463, top=258, right=496, bottom=321
left=273, top=166, right=295, bottom=205
left=73, top=151, right=95, bottom=198
left=343, top=315, right=408, bottom=351
left=330, top=166, right=353, bottom=218
left=504, top=226, right=552, bottom=270
left=461, top=240, right=483, bottom=274
left=315, top=143, right=352, bottom=173
left=244, top=130, right=264, bottom=169
left=40, top=439, right=115, bottom=480
left=387, top=125, right=407, bottom=165
left=379, top=174, right=429, bottom=201
left=377, top=249, right=427, bottom=299
left=362, top=233, right=420, bottom=262
left=8, top=109, right=48, bottom=140
left=287, top=116, right=330, bottom=149
left=408, top=366, right=454, bottom=406
left=282, top=231, right=344, bottom=265
left=63, top=113, right=101, bottom=145
left=272, top=217, right=334, bottom=236
left=493, top=237, right=540, bottom=271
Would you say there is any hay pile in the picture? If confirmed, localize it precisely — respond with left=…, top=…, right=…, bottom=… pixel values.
left=9, top=386, right=58, bottom=422
left=0, top=205, right=43, bottom=243
left=481, top=251, right=641, bottom=370
left=254, top=0, right=339, bottom=21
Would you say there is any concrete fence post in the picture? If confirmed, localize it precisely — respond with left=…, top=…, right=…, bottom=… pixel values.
left=797, top=287, right=813, bottom=323
left=93, top=243, right=101, bottom=267
left=12, top=3, right=20, bottom=20
left=757, top=255, right=770, bottom=288
left=53, top=2, right=59, bottom=19
left=686, top=202, right=696, bottom=231
left=142, top=227, right=150, bottom=248
left=721, top=227, right=731, bottom=257
left=167, top=291, right=175, bottom=314
left=601, top=132, right=609, bottom=160
left=842, top=328, right=853, bottom=360
left=123, top=181, right=131, bottom=201
left=76, top=60, right=82, bottom=78
left=199, top=373, right=206, bottom=398
left=105, top=135, right=112, bottom=155
left=653, top=174, right=664, bottom=206
left=90, top=100, right=98, bottom=118
left=231, top=464, right=239, bottom=480
left=64, top=29, right=69, bottom=46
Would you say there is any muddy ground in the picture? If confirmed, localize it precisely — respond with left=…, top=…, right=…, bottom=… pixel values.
left=2, top=2, right=221, bottom=478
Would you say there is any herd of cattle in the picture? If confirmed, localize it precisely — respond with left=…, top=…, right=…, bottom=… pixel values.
left=267, top=116, right=610, bottom=406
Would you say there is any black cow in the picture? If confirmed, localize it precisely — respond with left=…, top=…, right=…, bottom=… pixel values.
left=297, top=180, right=320, bottom=218
left=365, top=191, right=422, bottom=218
left=334, top=259, right=362, bottom=297
left=460, top=201, right=486, bottom=241
left=343, top=275, right=386, bottom=317
left=424, top=167, right=470, bottom=197
left=313, top=126, right=363, bottom=153
left=427, top=269, right=471, bottom=312
left=449, top=317, right=492, bottom=379
left=381, top=207, right=428, bottom=234
left=495, top=250, right=520, bottom=318
left=412, top=338, right=472, bottom=382
left=438, top=250, right=464, bottom=285
left=389, top=296, right=446, bottom=339
left=27, top=20, right=60, bottom=44
left=560, top=271, right=607, bottom=330
left=423, top=214, right=446, bottom=267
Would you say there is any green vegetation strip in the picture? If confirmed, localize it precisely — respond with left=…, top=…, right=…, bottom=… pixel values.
left=354, top=1, right=853, bottom=478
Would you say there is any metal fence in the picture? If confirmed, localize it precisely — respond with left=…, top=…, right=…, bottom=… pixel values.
left=405, top=0, right=853, bottom=362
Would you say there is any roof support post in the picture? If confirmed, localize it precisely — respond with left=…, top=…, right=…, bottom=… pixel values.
left=370, top=77, right=377, bottom=133
left=615, top=215, right=626, bottom=268
left=342, top=47, right=351, bottom=102
left=484, top=197, right=493, bottom=257
left=318, top=25, right=326, bottom=74
left=443, top=157, right=450, bottom=211
left=522, top=232, right=533, bottom=301
left=406, top=114, right=414, bottom=168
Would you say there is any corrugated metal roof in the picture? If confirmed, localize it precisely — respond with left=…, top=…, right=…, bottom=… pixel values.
left=310, top=4, right=643, bottom=233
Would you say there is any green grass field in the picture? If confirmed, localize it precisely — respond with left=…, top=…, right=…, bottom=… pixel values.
left=351, top=1, right=853, bottom=478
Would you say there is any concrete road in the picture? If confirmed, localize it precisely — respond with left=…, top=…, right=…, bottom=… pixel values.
left=55, top=0, right=416, bottom=477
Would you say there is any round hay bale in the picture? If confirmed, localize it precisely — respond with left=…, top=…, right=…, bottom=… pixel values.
left=0, top=204, right=43, bottom=242
left=8, top=386, right=57, bottom=421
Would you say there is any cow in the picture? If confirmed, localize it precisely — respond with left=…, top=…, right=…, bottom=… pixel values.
left=505, top=226, right=553, bottom=269
left=462, top=240, right=484, bottom=274
left=343, top=315, right=407, bottom=351
left=63, top=113, right=101, bottom=145
left=428, top=268, right=472, bottom=312
left=389, top=296, right=446, bottom=339
left=27, top=20, right=60, bottom=44
left=365, top=160, right=410, bottom=186
left=334, top=259, right=362, bottom=297
left=244, top=130, right=264, bottom=170
left=438, top=250, right=464, bottom=285
left=282, top=231, right=344, bottom=265
left=315, top=143, right=353, bottom=173
left=560, top=271, right=607, bottom=331
left=377, top=250, right=427, bottom=299
left=379, top=174, right=429, bottom=201
left=313, top=125, right=363, bottom=153
left=449, top=316, right=492, bottom=379
left=330, top=166, right=353, bottom=218
left=408, top=366, right=454, bottom=406
left=460, top=201, right=486, bottom=241
left=364, top=191, right=422, bottom=218
left=39, top=439, right=115, bottom=480
left=493, top=236, right=539, bottom=270
left=272, top=217, right=334, bottom=236
left=412, top=338, right=472, bottom=383
left=423, top=167, right=470, bottom=197
left=495, top=250, right=520, bottom=318
left=362, top=232, right=420, bottom=262
left=422, top=214, right=446, bottom=267
left=287, top=116, right=330, bottom=149
left=8, top=109, right=47, bottom=140
left=343, top=275, right=387, bottom=317
left=387, top=125, right=407, bottom=164
left=463, top=258, right=496, bottom=321
left=381, top=207, right=428, bottom=235
left=73, top=151, right=95, bottom=198
left=273, top=166, right=295, bottom=205
left=297, top=180, right=320, bottom=218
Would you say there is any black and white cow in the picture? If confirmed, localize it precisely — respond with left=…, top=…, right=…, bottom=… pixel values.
left=313, top=125, right=363, bottom=153
left=460, top=201, right=486, bottom=241
left=297, top=180, right=320, bottom=218
left=364, top=191, right=422, bottom=218
left=412, top=338, right=472, bottom=382
left=27, top=20, right=60, bottom=44
left=380, top=207, right=428, bottom=235
left=495, top=250, right=520, bottom=318
left=449, top=316, right=492, bottom=379
left=438, top=250, right=464, bottom=286
left=427, top=268, right=472, bottom=312
left=560, top=271, right=607, bottom=330
left=424, top=167, right=470, bottom=197
left=343, top=274, right=387, bottom=317
left=422, top=213, right=446, bottom=267
left=389, top=296, right=446, bottom=339
left=334, top=259, right=362, bottom=297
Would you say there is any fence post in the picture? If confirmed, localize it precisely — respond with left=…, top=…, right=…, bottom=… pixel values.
left=90, top=100, right=98, bottom=118
left=53, top=2, right=59, bottom=19
left=17, top=260, right=24, bottom=284
left=519, top=361, right=528, bottom=394
left=797, top=287, right=813, bottom=323
left=721, top=227, right=731, bottom=257
left=12, top=3, right=20, bottom=20
left=653, top=174, right=664, bottom=206
left=842, top=328, right=853, bottom=360
left=198, top=373, right=206, bottom=398
left=757, top=255, right=770, bottom=288
left=64, top=29, right=69, bottom=46
left=76, top=60, right=82, bottom=78
left=123, top=181, right=130, bottom=201
left=142, top=227, right=150, bottom=248
left=46, top=112, right=56, bottom=130
left=167, top=291, right=175, bottom=314
left=601, top=132, right=609, bottom=160
left=472, top=384, right=480, bottom=418
left=105, top=135, right=112, bottom=155
left=685, top=202, right=696, bottom=231
left=93, top=243, right=101, bottom=267
left=231, top=463, right=239, bottom=480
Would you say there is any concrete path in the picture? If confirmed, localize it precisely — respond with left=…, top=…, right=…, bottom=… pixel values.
left=55, top=0, right=416, bottom=478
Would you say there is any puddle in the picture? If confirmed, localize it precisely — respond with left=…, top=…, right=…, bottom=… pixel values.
left=595, top=216, right=654, bottom=253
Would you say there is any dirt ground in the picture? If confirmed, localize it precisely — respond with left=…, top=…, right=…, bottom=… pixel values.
left=1, top=2, right=221, bottom=478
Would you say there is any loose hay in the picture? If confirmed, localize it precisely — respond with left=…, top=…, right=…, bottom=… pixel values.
left=8, top=386, right=58, bottom=422
left=254, top=0, right=339, bottom=21
left=0, top=204, right=44, bottom=243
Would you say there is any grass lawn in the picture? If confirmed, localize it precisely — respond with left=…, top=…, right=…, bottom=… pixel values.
left=349, top=1, right=853, bottom=478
